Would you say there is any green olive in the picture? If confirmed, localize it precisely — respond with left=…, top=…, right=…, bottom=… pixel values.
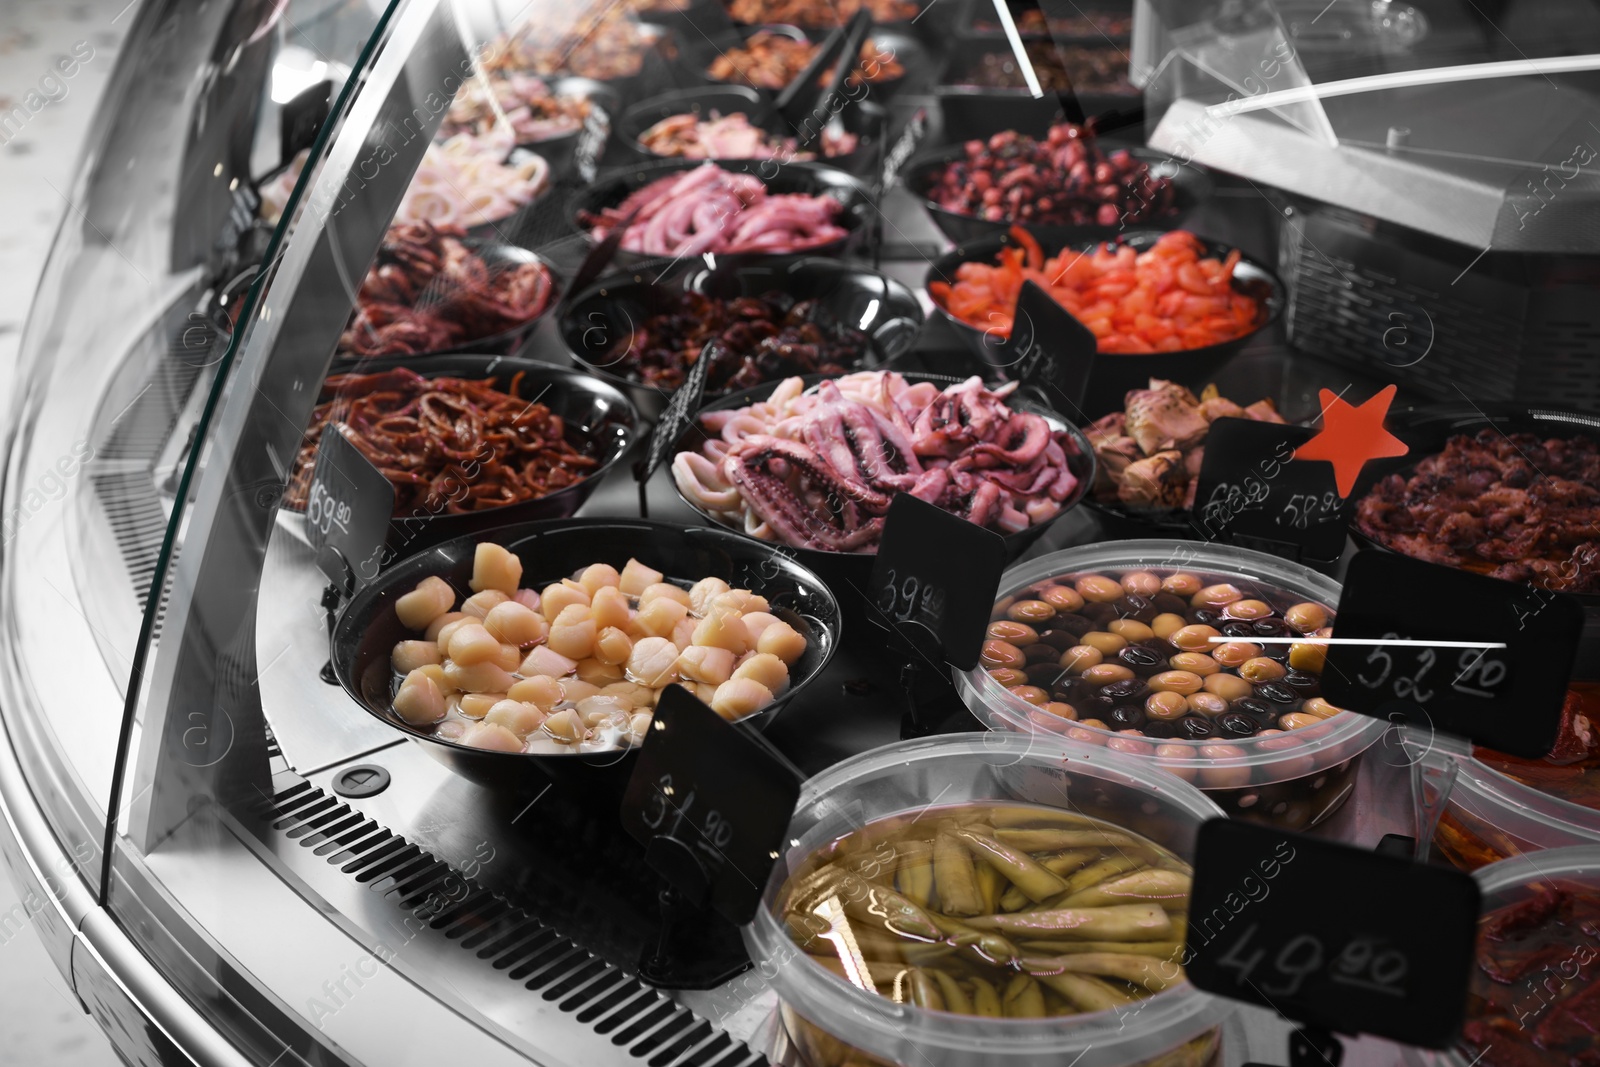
left=1109, top=619, right=1155, bottom=643
left=1008, top=600, right=1056, bottom=623
left=1161, top=573, right=1203, bottom=597
left=1040, top=585, right=1085, bottom=612
left=1171, top=624, right=1222, bottom=652
left=987, top=620, right=1038, bottom=646
left=1007, top=685, right=1050, bottom=707
left=1080, top=631, right=1128, bottom=655
left=1149, top=670, right=1204, bottom=695
left=1222, top=599, right=1273, bottom=620
left=1074, top=575, right=1124, bottom=603
left=1120, top=571, right=1163, bottom=597
left=1192, top=583, right=1244, bottom=609
left=1203, top=673, right=1253, bottom=702
left=1060, top=645, right=1103, bottom=673
left=1170, top=652, right=1221, bottom=677
left=1145, top=691, right=1189, bottom=720
left=1285, top=602, right=1330, bottom=634
left=981, top=640, right=1026, bottom=670
left=1239, top=657, right=1287, bottom=683
left=1082, top=663, right=1136, bottom=686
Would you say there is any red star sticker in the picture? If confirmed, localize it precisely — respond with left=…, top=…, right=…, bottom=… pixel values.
left=1293, top=385, right=1409, bottom=497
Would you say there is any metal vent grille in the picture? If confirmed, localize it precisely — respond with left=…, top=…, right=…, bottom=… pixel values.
left=1518, top=319, right=1600, bottom=412
left=1286, top=246, right=1522, bottom=402
left=89, top=469, right=172, bottom=607
left=257, top=781, right=768, bottom=1067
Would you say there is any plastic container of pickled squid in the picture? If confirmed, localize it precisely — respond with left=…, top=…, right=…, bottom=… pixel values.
left=955, top=541, right=1389, bottom=831
left=742, top=733, right=1235, bottom=1067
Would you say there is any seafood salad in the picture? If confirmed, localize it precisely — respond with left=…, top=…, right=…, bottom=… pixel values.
left=673, top=371, right=1080, bottom=552
left=1086, top=381, right=1285, bottom=511
left=638, top=111, right=856, bottom=161
left=582, top=162, right=849, bottom=257
left=398, top=130, right=550, bottom=230
left=338, top=222, right=556, bottom=358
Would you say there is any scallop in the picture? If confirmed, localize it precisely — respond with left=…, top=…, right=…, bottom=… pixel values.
left=461, top=721, right=524, bottom=752
left=677, top=645, right=735, bottom=685
left=469, top=543, right=522, bottom=595
left=392, top=670, right=447, bottom=725
left=461, top=589, right=509, bottom=619
left=710, top=677, right=773, bottom=721
left=619, top=559, right=663, bottom=597
left=732, top=652, right=788, bottom=692
left=628, top=636, right=680, bottom=687
left=447, top=623, right=501, bottom=666
left=484, top=601, right=547, bottom=647
left=689, top=577, right=732, bottom=615
left=693, top=607, right=750, bottom=655
left=395, top=576, right=455, bottom=630
left=756, top=620, right=806, bottom=665
left=547, top=604, right=597, bottom=660
left=391, top=640, right=441, bottom=673
left=590, top=586, right=630, bottom=631
left=577, top=563, right=621, bottom=595
left=506, top=675, right=563, bottom=710
left=485, top=699, right=547, bottom=739
left=520, top=645, right=576, bottom=678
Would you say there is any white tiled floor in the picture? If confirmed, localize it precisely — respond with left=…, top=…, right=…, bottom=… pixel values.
left=0, top=1, right=127, bottom=1063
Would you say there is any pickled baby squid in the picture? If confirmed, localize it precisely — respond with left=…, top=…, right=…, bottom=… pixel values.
left=384, top=545, right=807, bottom=753
left=778, top=801, right=1193, bottom=1025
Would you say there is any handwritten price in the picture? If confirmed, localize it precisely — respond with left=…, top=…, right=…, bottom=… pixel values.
left=641, top=773, right=734, bottom=865
left=1276, top=491, right=1343, bottom=530
left=305, top=483, right=352, bottom=537
left=878, top=568, right=946, bottom=628
left=1355, top=632, right=1510, bottom=702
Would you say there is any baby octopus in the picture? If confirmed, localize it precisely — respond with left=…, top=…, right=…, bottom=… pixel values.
left=672, top=371, right=1080, bottom=552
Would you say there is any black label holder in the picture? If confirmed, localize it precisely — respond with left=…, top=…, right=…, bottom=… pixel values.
left=867, top=495, right=1008, bottom=738
left=633, top=339, right=717, bottom=518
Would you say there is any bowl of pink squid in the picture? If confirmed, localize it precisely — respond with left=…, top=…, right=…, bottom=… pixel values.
left=569, top=158, right=870, bottom=265
left=669, top=370, right=1096, bottom=618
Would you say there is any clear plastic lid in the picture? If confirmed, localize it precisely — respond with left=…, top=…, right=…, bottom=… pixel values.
left=956, top=540, right=1389, bottom=787
left=742, top=733, right=1234, bottom=1067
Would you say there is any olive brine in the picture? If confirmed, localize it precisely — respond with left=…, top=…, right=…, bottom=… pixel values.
left=983, top=568, right=1342, bottom=742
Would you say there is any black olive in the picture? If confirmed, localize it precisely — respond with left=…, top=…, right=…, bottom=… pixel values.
left=1255, top=682, right=1300, bottom=706
left=1100, top=678, right=1150, bottom=702
left=1117, top=645, right=1165, bottom=675
left=1191, top=609, right=1222, bottom=626
left=1232, top=697, right=1278, bottom=726
left=1108, top=705, right=1147, bottom=730
left=1252, top=618, right=1288, bottom=638
left=1220, top=621, right=1256, bottom=638
left=1085, top=692, right=1118, bottom=715
left=1151, top=593, right=1188, bottom=615
left=1053, top=614, right=1096, bottom=638
left=1176, top=716, right=1216, bottom=740
left=1081, top=601, right=1118, bottom=624
left=1143, top=720, right=1177, bottom=739
left=1282, top=669, right=1321, bottom=695
left=1026, top=663, right=1070, bottom=688
left=1218, top=713, right=1259, bottom=738
left=1142, top=638, right=1180, bottom=660
left=1024, top=642, right=1060, bottom=664
left=1036, top=629, right=1079, bottom=651
left=1116, top=594, right=1156, bottom=622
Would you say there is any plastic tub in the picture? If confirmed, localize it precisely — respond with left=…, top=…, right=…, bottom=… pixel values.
left=957, top=541, right=1388, bottom=830
left=1429, top=704, right=1600, bottom=870
left=743, top=733, right=1233, bottom=1067
left=1429, top=845, right=1600, bottom=1067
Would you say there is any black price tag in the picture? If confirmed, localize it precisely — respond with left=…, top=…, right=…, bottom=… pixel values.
left=1191, top=419, right=1351, bottom=561
left=1322, top=551, right=1584, bottom=759
left=1002, top=279, right=1096, bottom=414
left=869, top=494, right=1008, bottom=671
left=620, top=685, right=802, bottom=924
left=637, top=340, right=716, bottom=486
left=280, top=80, right=333, bottom=169
left=879, top=107, right=927, bottom=192
left=575, top=105, right=611, bottom=184
left=305, top=425, right=394, bottom=593
left=1187, top=819, right=1480, bottom=1049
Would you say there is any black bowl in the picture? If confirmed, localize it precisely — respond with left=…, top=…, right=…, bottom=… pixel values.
left=520, top=77, right=621, bottom=179
left=568, top=157, right=872, bottom=265
left=903, top=143, right=1213, bottom=246
left=1347, top=402, right=1600, bottom=674
left=669, top=371, right=1096, bottom=622
left=925, top=229, right=1285, bottom=417
left=618, top=84, right=888, bottom=175
left=330, top=519, right=842, bottom=796
left=294, top=356, right=638, bottom=554
left=335, top=241, right=561, bottom=361
left=558, top=256, right=927, bottom=420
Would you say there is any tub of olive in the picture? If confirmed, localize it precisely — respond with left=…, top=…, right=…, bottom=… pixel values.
left=956, top=541, right=1389, bottom=830
left=742, top=734, right=1233, bottom=1067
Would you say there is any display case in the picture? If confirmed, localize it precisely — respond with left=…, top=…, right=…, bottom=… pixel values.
left=1, top=0, right=1595, bottom=1065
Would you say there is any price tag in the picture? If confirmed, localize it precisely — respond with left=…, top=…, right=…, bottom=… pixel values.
left=879, top=107, right=927, bottom=192
left=279, top=80, right=333, bottom=170
left=575, top=105, right=611, bottom=184
left=869, top=494, right=1008, bottom=671
left=305, top=424, right=394, bottom=593
left=620, top=685, right=802, bottom=924
left=1191, top=419, right=1350, bottom=561
left=1002, top=279, right=1097, bottom=415
left=1322, top=551, right=1584, bottom=758
left=636, top=340, right=717, bottom=488
left=1187, top=819, right=1480, bottom=1049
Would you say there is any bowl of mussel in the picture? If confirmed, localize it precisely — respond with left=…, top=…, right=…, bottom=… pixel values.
left=330, top=519, right=841, bottom=795
left=558, top=256, right=925, bottom=421
left=956, top=540, right=1389, bottom=830
left=744, top=733, right=1234, bottom=1067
